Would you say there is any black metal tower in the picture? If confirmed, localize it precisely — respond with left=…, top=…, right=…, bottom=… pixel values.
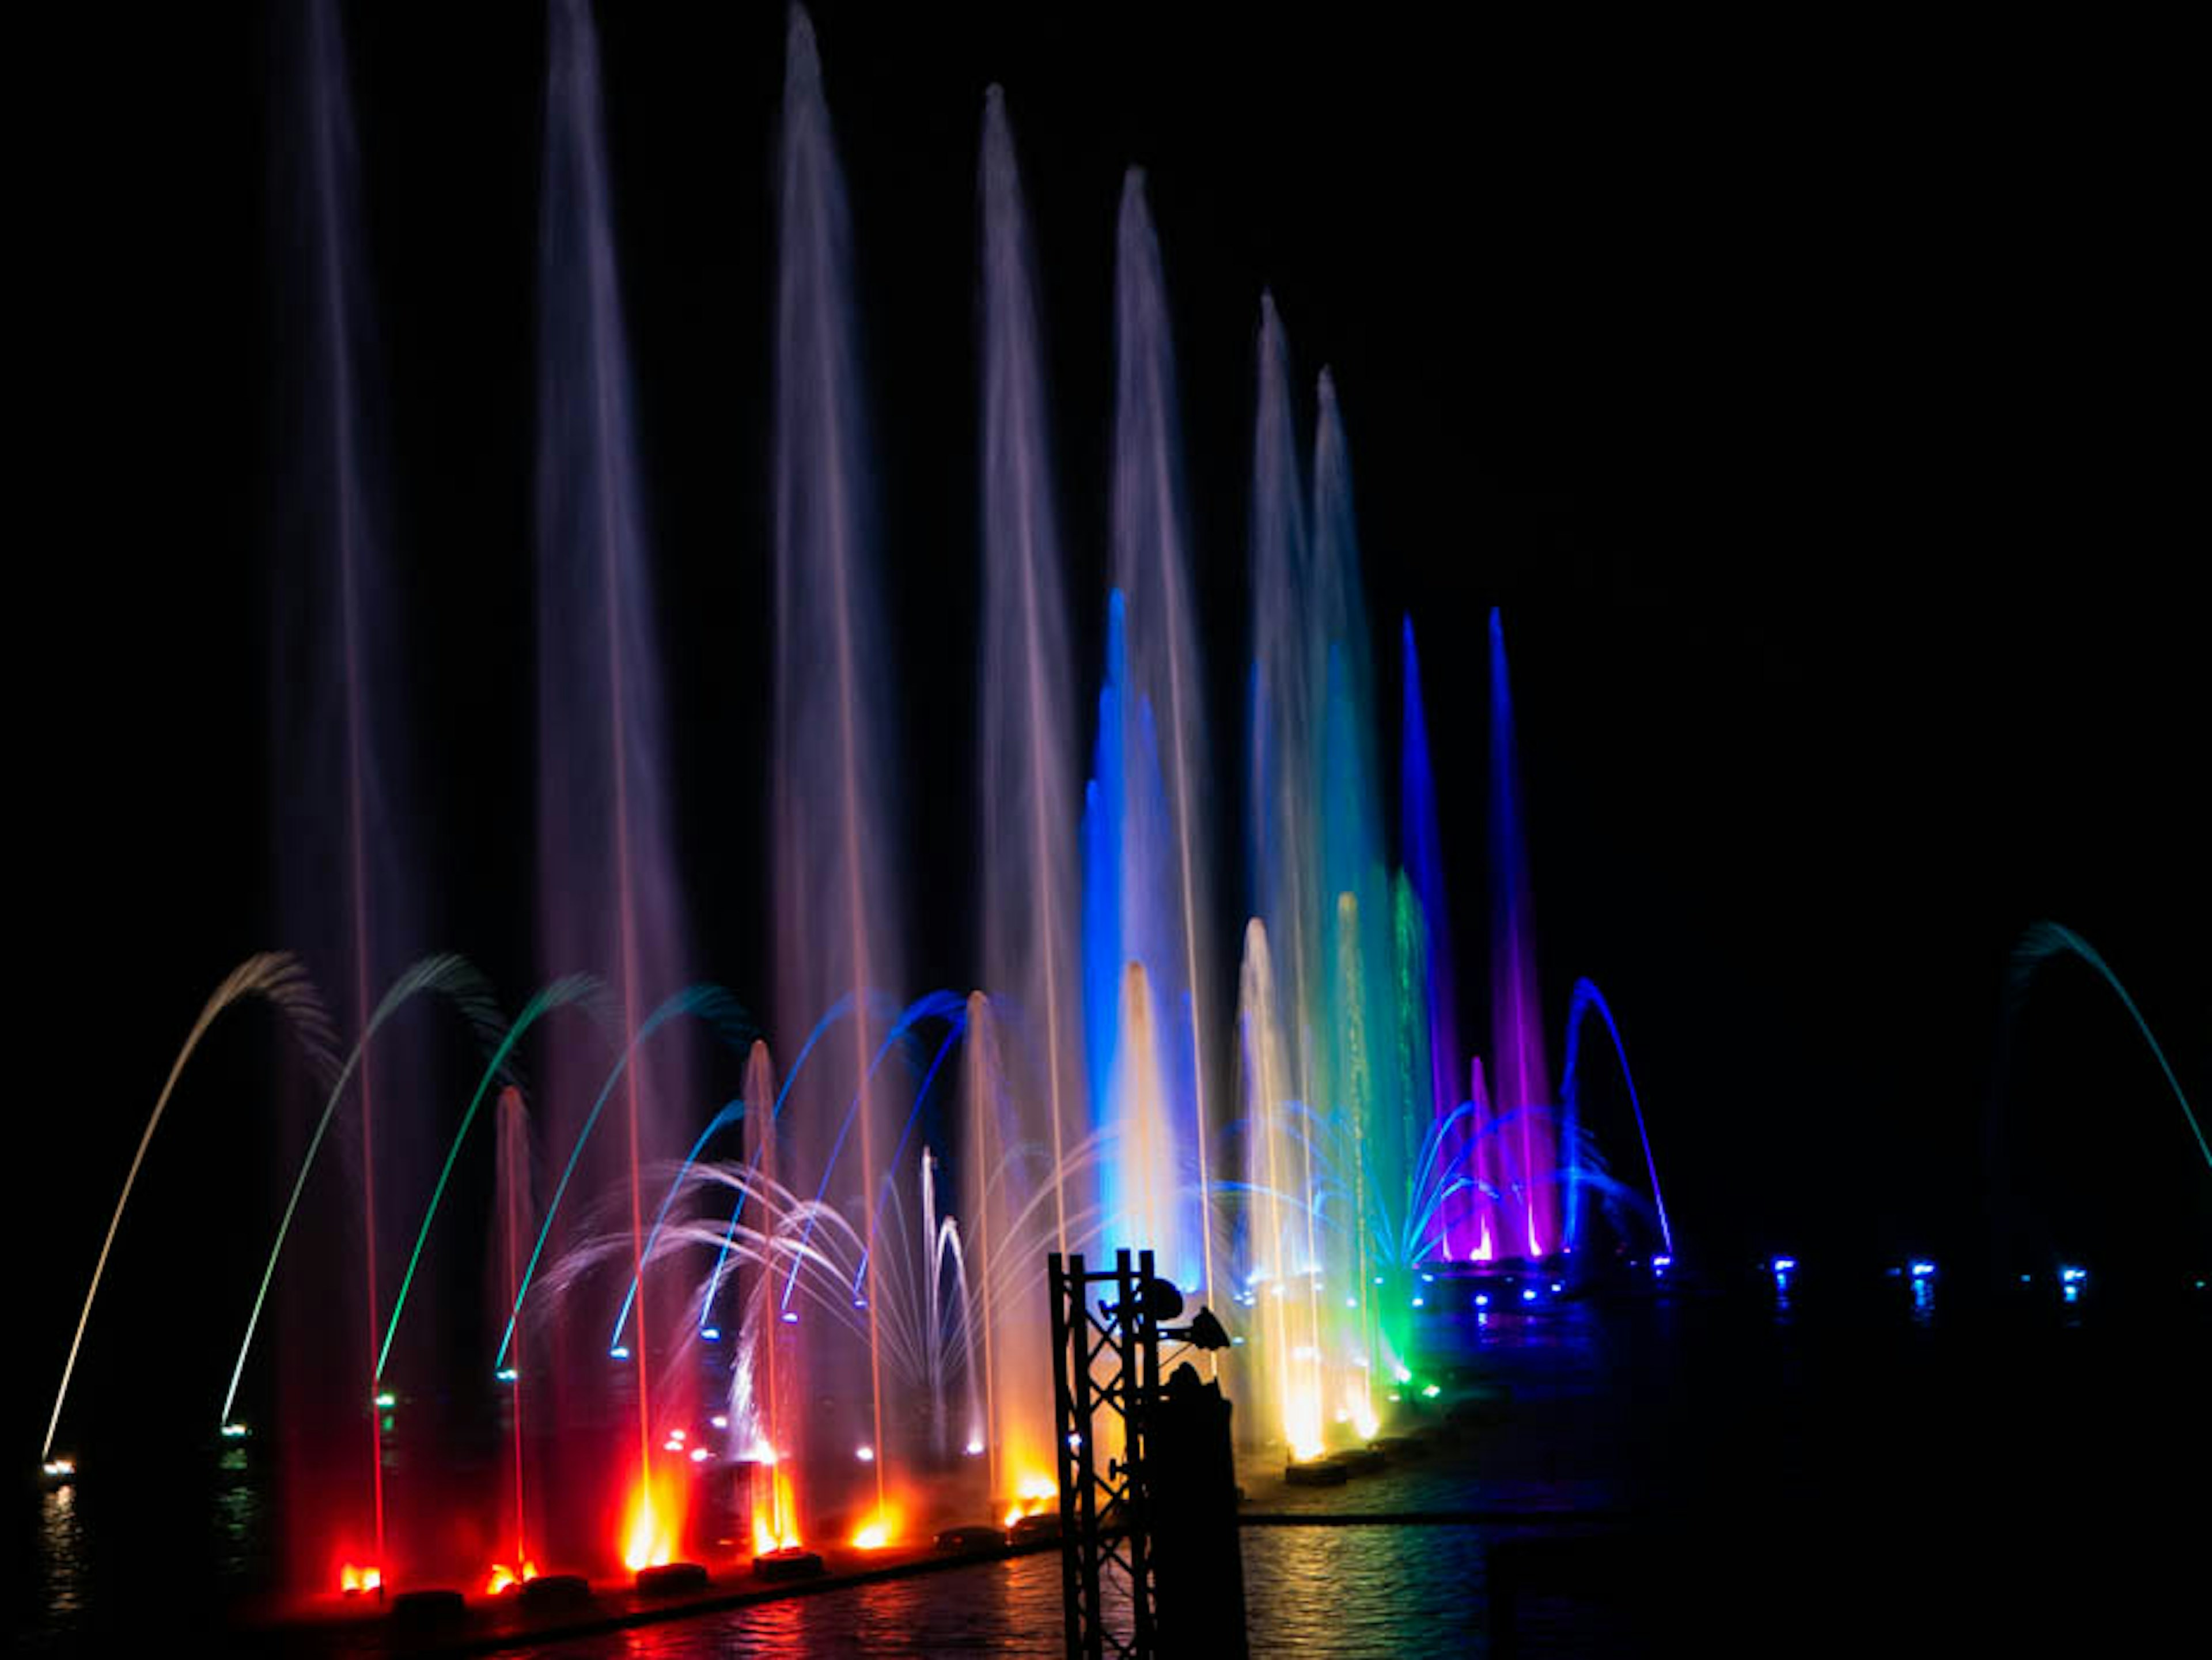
left=1048, top=1249, right=1163, bottom=1660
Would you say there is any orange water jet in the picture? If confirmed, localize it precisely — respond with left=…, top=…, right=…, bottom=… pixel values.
left=620, top=1468, right=685, bottom=1572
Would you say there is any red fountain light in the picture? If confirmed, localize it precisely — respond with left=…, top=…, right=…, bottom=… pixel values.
left=486, top=1560, right=540, bottom=1595
left=849, top=1503, right=900, bottom=1551
left=338, top=1561, right=381, bottom=1596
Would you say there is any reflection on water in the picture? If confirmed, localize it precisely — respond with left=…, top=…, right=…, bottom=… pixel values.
left=16, top=1288, right=2209, bottom=1655
left=527, top=1559, right=1062, bottom=1658
left=1245, top=1525, right=1486, bottom=1655
left=209, top=1473, right=264, bottom=1582
left=37, top=1489, right=85, bottom=1623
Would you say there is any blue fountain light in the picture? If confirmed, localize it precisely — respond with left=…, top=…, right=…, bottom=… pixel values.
left=1771, top=1257, right=1797, bottom=1273
left=1909, top=1261, right=1937, bottom=1279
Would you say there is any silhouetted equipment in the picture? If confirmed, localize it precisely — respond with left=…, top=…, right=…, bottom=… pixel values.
left=1051, top=1250, right=1159, bottom=1660
left=1049, top=1249, right=1246, bottom=1660
left=389, top=1587, right=465, bottom=1628
left=1150, top=1361, right=1249, bottom=1659
left=1164, top=1304, right=1231, bottom=1352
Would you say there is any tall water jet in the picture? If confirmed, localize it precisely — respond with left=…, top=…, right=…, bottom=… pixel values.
left=1236, top=921, right=1325, bottom=1462
left=972, top=88, right=1079, bottom=1493
left=729, top=1041, right=802, bottom=1556
left=1238, top=322, right=1405, bottom=1413
left=1247, top=294, right=1316, bottom=1109
left=1100, top=171, right=1217, bottom=1302
left=1399, top=620, right=1475, bottom=1258
left=536, top=0, right=699, bottom=1558
left=774, top=7, right=903, bottom=1524
left=491, top=1087, right=541, bottom=1589
left=268, top=0, right=426, bottom=1583
left=957, top=992, right=1061, bottom=1512
left=1310, top=376, right=1407, bottom=1340
left=1487, top=609, right=1556, bottom=1257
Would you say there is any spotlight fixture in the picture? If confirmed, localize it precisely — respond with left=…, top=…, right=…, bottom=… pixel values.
left=1161, top=1305, right=1230, bottom=1352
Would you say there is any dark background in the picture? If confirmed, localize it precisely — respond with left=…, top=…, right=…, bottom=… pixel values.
left=13, top=2, right=2205, bottom=1463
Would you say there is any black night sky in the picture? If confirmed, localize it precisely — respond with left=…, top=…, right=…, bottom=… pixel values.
left=13, top=3, right=2206, bottom=1462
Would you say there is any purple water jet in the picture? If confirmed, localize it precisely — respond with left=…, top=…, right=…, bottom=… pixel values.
left=772, top=6, right=904, bottom=1526
left=536, top=0, right=700, bottom=1555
